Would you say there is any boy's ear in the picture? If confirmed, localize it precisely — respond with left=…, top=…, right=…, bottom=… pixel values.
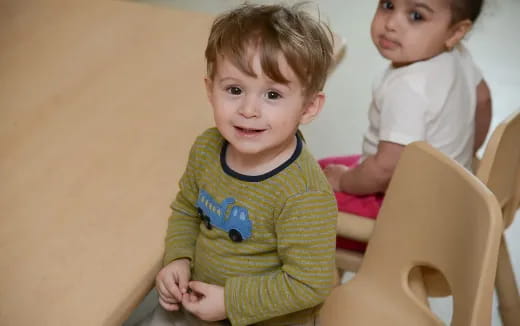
left=445, top=19, right=472, bottom=50
left=300, top=92, right=325, bottom=125
left=204, top=77, right=213, bottom=102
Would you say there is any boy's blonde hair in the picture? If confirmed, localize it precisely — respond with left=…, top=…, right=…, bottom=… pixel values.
left=205, top=3, right=334, bottom=98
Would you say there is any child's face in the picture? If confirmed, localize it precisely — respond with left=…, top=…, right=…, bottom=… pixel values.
left=370, top=0, right=457, bottom=67
left=205, top=50, right=322, bottom=160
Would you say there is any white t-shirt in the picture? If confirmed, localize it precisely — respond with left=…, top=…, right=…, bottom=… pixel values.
left=361, top=45, right=482, bottom=170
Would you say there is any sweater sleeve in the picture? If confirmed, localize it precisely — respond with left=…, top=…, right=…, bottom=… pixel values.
left=224, top=191, right=337, bottom=326
left=163, top=139, right=201, bottom=266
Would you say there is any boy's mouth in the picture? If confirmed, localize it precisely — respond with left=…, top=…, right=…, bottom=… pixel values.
left=234, top=126, right=266, bottom=135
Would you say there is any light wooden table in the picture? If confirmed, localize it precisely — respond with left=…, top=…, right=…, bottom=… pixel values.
left=0, top=1, right=213, bottom=324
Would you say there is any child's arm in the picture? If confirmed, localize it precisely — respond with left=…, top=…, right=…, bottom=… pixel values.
left=156, top=139, right=202, bottom=312
left=325, top=141, right=404, bottom=195
left=163, top=139, right=202, bottom=266
left=473, top=79, right=492, bottom=153
left=325, top=69, right=426, bottom=195
left=163, top=190, right=201, bottom=265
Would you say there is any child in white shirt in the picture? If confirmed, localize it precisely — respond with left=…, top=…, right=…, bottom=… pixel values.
left=321, top=0, right=492, bottom=252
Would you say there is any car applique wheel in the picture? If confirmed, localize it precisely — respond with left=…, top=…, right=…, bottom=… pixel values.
left=197, top=208, right=212, bottom=229
left=203, top=216, right=212, bottom=230
left=228, top=229, right=243, bottom=242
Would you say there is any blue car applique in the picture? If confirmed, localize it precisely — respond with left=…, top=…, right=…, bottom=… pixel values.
left=196, top=189, right=252, bottom=242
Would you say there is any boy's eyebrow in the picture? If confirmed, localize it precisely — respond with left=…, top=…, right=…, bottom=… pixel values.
left=218, top=76, right=240, bottom=83
left=412, top=1, right=435, bottom=13
left=218, top=75, right=294, bottom=90
left=266, top=78, right=293, bottom=90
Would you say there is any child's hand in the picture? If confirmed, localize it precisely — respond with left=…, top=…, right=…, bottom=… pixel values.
left=155, top=258, right=191, bottom=311
left=323, top=164, right=349, bottom=192
left=182, top=281, right=226, bottom=321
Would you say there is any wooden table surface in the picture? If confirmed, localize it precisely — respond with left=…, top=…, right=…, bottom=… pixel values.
left=0, top=1, right=213, bottom=324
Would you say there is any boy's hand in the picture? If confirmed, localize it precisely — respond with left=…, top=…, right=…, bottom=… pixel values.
left=182, top=281, right=226, bottom=321
left=155, top=258, right=191, bottom=311
left=323, top=164, right=349, bottom=192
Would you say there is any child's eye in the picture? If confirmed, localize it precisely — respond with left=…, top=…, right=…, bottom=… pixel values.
left=409, top=11, right=423, bottom=21
left=226, top=86, right=242, bottom=95
left=380, top=0, right=393, bottom=10
left=266, top=91, right=282, bottom=100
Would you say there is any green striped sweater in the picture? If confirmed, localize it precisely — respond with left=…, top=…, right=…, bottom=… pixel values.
left=164, top=128, right=337, bottom=326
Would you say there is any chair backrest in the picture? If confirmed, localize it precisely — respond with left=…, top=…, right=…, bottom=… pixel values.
left=476, top=109, right=520, bottom=228
left=357, top=142, right=503, bottom=325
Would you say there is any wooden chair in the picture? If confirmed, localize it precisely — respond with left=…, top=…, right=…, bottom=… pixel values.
left=334, top=109, right=520, bottom=325
left=474, top=110, right=520, bottom=325
left=321, top=141, right=503, bottom=325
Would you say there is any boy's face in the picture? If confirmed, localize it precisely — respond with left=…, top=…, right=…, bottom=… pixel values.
left=370, top=0, right=462, bottom=67
left=205, top=50, right=323, bottom=161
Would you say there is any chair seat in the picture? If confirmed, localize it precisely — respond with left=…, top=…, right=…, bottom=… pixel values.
left=336, top=211, right=375, bottom=242
left=336, top=212, right=375, bottom=252
left=320, top=276, right=443, bottom=326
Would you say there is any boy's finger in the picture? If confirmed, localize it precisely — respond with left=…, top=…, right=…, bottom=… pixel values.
left=178, top=271, right=190, bottom=294
left=188, top=281, right=208, bottom=295
left=163, top=274, right=182, bottom=301
left=181, top=294, right=199, bottom=315
left=169, top=284, right=183, bottom=302
left=182, top=291, right=199, bottom=303
left=158, top=290, right=178, bottom=305
left=157, top=281, right=174, bottom=301
left=159, top=297, right=180, bottom=312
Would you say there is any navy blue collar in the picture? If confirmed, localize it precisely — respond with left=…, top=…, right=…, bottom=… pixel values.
left=220, top=133, right=303, bottom=182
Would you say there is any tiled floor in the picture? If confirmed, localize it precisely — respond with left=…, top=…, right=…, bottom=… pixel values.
left=125, top=0, right=520, bottom=325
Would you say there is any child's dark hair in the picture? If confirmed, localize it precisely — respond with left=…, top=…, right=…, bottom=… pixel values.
left=450, top=0, right=484, bottom=24
left=205, top=3, right=334, bottom=98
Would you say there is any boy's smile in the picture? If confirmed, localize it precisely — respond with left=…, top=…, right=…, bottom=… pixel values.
left=234, top=126, right=266, bottom=137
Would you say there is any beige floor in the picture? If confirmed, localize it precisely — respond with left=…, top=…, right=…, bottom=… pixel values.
left=125, top=0, right=520, bottom=325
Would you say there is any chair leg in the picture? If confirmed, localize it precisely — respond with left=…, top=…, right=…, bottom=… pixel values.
left=495, top=237, right=520, bottom=326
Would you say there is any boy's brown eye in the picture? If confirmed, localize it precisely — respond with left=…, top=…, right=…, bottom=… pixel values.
left=227, top=86, right=242, bottom=95
left=266, top=91, right=281, bottom=100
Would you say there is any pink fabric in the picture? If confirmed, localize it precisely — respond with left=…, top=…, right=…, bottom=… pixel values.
left=318, top=155, right=384, bottom=252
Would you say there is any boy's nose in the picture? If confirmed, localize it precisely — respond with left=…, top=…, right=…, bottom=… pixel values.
left=238, top=98, right=259, bottom=118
